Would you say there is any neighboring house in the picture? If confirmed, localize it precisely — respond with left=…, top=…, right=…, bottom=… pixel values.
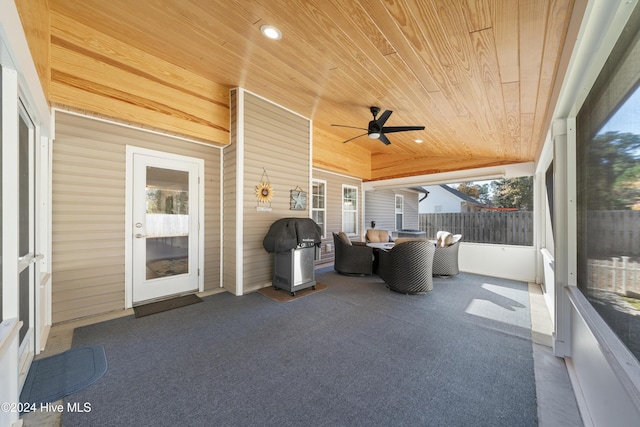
left=419, top=185, right=484, bottom=213
left=364, top=188, right=420, bottom=233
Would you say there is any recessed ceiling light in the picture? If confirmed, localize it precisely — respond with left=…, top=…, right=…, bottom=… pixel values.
left=414, top=139, right=424, bottom=143
left=260, top=25, right=282, bottom=40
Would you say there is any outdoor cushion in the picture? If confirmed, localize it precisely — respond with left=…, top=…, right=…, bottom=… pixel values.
left=366, top=229, right=389, bottom=243
left=338, top=231, right=352, bottom=246
left=436, top=230, right=453, bottom=247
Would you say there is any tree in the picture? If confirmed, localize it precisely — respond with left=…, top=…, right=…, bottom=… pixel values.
left=456, top=182, right=491, bottom=204
left=456, top=182, right=480, bottom=198
left=586, top=131, right=640, bottom=210
left=492, top=177, right=533, bottom=210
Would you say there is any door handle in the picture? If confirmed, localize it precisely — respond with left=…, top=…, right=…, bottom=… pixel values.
left=135, top=233, right=147, bottom=239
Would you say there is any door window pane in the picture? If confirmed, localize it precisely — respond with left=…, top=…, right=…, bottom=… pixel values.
left=0, top=89, right=2, bottom=320
left=145, top=167, right=189, bottom=280
left=18, top=111, right=32, bottom=341
left=19, top=114, right=29, bottom=257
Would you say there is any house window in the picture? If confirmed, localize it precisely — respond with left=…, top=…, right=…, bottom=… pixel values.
left=342, top=185, right=358, bottom=235
left=395, top=195, right=404, bottom=230
left=576, top=1, right=640, bottom=362
left=312, top=180, right=326, bottom=238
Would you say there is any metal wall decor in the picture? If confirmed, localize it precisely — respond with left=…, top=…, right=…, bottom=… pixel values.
left=290, top=186, right=307, bottom=210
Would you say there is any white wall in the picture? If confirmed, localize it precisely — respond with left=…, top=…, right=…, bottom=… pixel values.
left=419, top=185, right=462, bottom=213
left=459, top=243, right=537, bottom=283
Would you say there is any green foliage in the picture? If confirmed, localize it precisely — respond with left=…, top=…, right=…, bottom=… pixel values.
left=491, top=177, right=534, bottom=210
left=455, top=179, right=532, bottom=210
left=456, top=182, right=481, bottom=199
left=456, top=182, right=492, bottom=204
left=146, top=189, right=189, bottom=214
left=587, top=131, right=640, bottom=210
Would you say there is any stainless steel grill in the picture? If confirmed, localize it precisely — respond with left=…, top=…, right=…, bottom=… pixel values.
left=263, top=218, right=321, bottom=296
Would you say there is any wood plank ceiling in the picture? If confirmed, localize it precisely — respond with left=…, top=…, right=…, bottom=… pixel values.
left=46, top=0, right=575, bottom=181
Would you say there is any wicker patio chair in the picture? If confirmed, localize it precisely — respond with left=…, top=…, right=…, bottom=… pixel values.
left=378, top=240, right=435, bottom=294
left=432, top=235, right=462, bottom=277
left=333, top=232, right=373, bottom=276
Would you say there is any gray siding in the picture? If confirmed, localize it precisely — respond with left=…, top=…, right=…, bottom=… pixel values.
left=223, top=90, right=238, bottom=294
left=227, top=89, right=311, bottom=294
left=365, top=189, right=420, bottom=234
left=53, top=112, right=222, bottom=323
left=402, top=190, right=420, bottom=230
left=312, top=169, right=363, bottom=265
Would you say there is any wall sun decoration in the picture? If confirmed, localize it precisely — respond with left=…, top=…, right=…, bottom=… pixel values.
left=255, top=168, right=274, bottom=211
left=256, top=181, right=274, bottom=203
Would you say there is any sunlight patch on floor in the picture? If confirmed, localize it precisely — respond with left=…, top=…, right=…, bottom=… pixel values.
left=464, top=282, right=530, bottom=328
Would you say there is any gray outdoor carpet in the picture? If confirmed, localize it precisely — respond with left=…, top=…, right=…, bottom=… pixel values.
left=20, top=345, right=107, bottom=413
left=63, top=269, right=536, bottom=426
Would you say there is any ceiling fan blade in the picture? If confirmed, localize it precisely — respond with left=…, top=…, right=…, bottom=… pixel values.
left=341, top=132, right=368, bottom=144
left=331, top=124, right=367, bottom=131
left=381, top=126, right=425, bottom=134
left=376, top=110, right=392, bottom=127
left=378, top=133, right=392, bottom=145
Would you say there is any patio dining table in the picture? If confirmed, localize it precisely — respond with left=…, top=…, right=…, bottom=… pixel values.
left=366, top=242, right=395, bottom=274
left=365, top=242, right=395, bottom=251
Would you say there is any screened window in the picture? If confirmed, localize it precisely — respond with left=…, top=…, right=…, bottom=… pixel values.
left=312, top=180, right=326, bottom=237
left=342, top=185, right=358, bottom=235
left=420, top=180, right=533, bottom=245
left=576, top=1, right=640, bottom=361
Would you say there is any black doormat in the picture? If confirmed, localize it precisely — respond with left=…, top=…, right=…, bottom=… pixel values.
left=134, top=294, right=202, bottom=318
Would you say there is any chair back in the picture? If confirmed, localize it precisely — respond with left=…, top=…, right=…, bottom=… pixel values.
left=433, top=237, right=462, bottom=276
left=378, top=240, right=435, bottom=294
left=332, top=232, right=373, bottom=275
left=366, top=229, right=389, bottom=243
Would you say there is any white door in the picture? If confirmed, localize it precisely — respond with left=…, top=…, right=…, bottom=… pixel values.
left=131, top=151, right=201, bottom=304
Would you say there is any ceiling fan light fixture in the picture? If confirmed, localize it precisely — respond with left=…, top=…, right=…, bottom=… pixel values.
left=260, top=25, right=282, bottom=40
left=332, top=106, right=424, bottom=145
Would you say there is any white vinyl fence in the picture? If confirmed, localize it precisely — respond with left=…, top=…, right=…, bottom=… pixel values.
left=588, top=257, right=640, bottom=297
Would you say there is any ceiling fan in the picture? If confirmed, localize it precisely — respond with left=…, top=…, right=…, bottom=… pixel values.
left=331, top=106, right=425, bottom=145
